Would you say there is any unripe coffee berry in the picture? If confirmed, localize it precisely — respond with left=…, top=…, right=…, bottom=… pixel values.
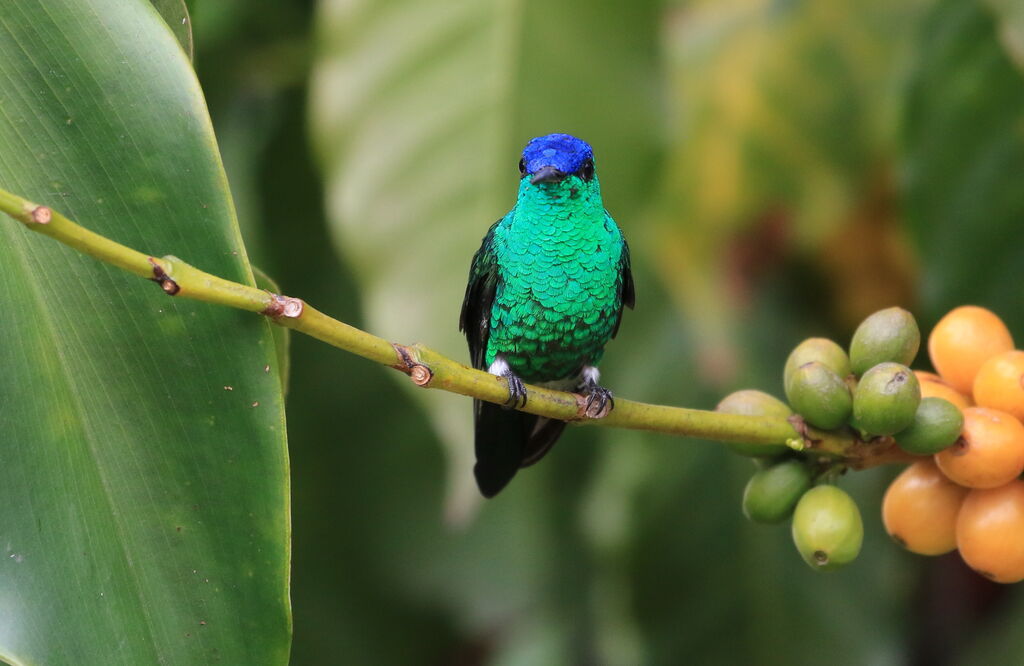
left=784, top=338, right=851, bottom=395
left=849, top=307, right=920, bottom=376
left=895, top=397, right=964, bottom=455
left=716, top=389, right=792, bottom=458
left=791, top=485, right=863, bottom=571
left=852, top=362, right=920, bottom=436
left=742, top=460, right=812, bottom=524
left=786, top=362, right=852, bottom=430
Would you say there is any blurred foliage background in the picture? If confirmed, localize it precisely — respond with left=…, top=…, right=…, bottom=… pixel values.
left=191, top=0, right=1024, bottom=663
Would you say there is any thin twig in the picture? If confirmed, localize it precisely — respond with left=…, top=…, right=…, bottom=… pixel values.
left=0, top=187, right=918, bottom=468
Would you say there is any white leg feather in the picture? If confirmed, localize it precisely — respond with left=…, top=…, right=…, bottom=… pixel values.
left=488, top=356, right=511, bottom=377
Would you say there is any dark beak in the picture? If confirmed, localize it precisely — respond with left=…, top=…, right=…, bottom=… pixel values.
left=530, top=165, right=565, bottom=185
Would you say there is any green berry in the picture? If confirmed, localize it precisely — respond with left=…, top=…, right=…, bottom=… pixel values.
left=895, top=397, right=965, bottom=455
left=742, top=460, right=813, bottom=524
left=785, top=361, right=853, bottom=430
left=716, top=389, right=792, bottom=457
left=791, top=485, right=863, bottom=571
left=849, top=307, right=921, bottom=376
left=852, top=362, right=921, bottom=436
left=784, top=338, right=851, bottom=395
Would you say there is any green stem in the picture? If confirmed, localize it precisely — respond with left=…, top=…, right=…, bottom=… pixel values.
left=0, top=188, right=916, bottom=469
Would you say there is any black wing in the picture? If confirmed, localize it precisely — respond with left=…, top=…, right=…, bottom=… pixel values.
left=460, top=217, right=523, bottom=497
left=611, top=235, right=635, bottom=339
left=459, top=214, right=579, bottom=497
left=459, top=217, right=503, bottom=370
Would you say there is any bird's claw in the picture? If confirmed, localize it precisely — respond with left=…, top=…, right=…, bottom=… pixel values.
left=503, top=372, right=528, bottom=409
left=582, top=384, right=614, bottom=419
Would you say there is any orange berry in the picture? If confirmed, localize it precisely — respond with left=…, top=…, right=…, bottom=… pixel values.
left=882, top=460, right=968, bottom=555
left=928, top=306, right=1014, bottom=395
left=916, top=370, right=972, bottom=410
left=973, top=350, right=1024, bottom=421
left=956, top=480, right=1024, bottom=583
left=934, top=407, right=1024, bottom=488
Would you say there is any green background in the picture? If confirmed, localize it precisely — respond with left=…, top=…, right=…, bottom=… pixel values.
left=2, top=0, right=1024, bottom=663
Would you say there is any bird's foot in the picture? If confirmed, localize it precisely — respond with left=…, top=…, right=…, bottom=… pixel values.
left=502, top=371, right=528, bottom=410
left=488, top=357, right=528, bottom=409
left=579, top=367, right=614, bottom=419
left=582, top=384, right=614, bottom=418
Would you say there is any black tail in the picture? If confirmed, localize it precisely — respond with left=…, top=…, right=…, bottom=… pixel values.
left=473, top=399, right=567, bottom=497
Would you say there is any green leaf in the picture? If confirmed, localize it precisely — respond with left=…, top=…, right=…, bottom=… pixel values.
left=904, top=0, right=1024, bottom=334
left=0, top=1, right=289, bottom=664
left=150, top=0, right=195, bottom=61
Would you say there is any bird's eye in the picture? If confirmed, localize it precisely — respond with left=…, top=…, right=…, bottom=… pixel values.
left=580, top=159, right=595, bottom=181
left=518, top=158, right=526, bottom=176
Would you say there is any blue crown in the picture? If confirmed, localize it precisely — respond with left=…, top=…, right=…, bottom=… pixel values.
left=521, top=133, right=594, bottom=176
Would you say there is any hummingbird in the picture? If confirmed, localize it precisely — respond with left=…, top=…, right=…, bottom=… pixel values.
left=459, top=133, right=635, bottom=497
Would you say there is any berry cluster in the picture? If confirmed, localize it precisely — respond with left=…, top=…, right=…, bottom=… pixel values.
left=719, top=305, right=1024, bottom=580
left=885, top=306, right=1024, bottom=583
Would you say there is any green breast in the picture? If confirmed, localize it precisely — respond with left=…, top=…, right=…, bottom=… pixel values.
left=486, top=185, right=625, bottom=382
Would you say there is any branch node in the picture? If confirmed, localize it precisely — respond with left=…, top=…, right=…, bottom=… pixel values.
left=786, top=437, right=806, bottom=451
left=392, top=343, right=415, bottom=370
left=392, top=343, right=433, bottom=386
left=572, top=394, right=587, bottom=419
left=29, top=205, right=51, bottom=224
left=148, top=257, right=180, bottom=295
left=262, top=293, right=304, bottom=319
left=409, top=364, right=433, bottom=386
left=786, top=414, right=819, bottom=448
left=572, top=393, right=612, bottom=420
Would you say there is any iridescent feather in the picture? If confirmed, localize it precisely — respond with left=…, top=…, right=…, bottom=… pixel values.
left=460, top=134, right=634, bottom=497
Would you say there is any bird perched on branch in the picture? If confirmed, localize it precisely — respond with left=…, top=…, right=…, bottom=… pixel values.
left=459, top=133, right=635, bottom=497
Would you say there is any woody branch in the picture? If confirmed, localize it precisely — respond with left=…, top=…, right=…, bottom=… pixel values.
left=0, top=187, right=915, bottom=469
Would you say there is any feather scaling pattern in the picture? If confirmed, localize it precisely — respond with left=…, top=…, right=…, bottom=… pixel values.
left=460, top=134, right=633, bottom=496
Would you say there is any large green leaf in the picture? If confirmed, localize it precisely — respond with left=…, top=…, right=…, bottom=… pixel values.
left=904, top=0, right=1024, bottom=335
left=151, top=0, right=195, bottom=61
left=0, top=1, right=289, bottom=664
